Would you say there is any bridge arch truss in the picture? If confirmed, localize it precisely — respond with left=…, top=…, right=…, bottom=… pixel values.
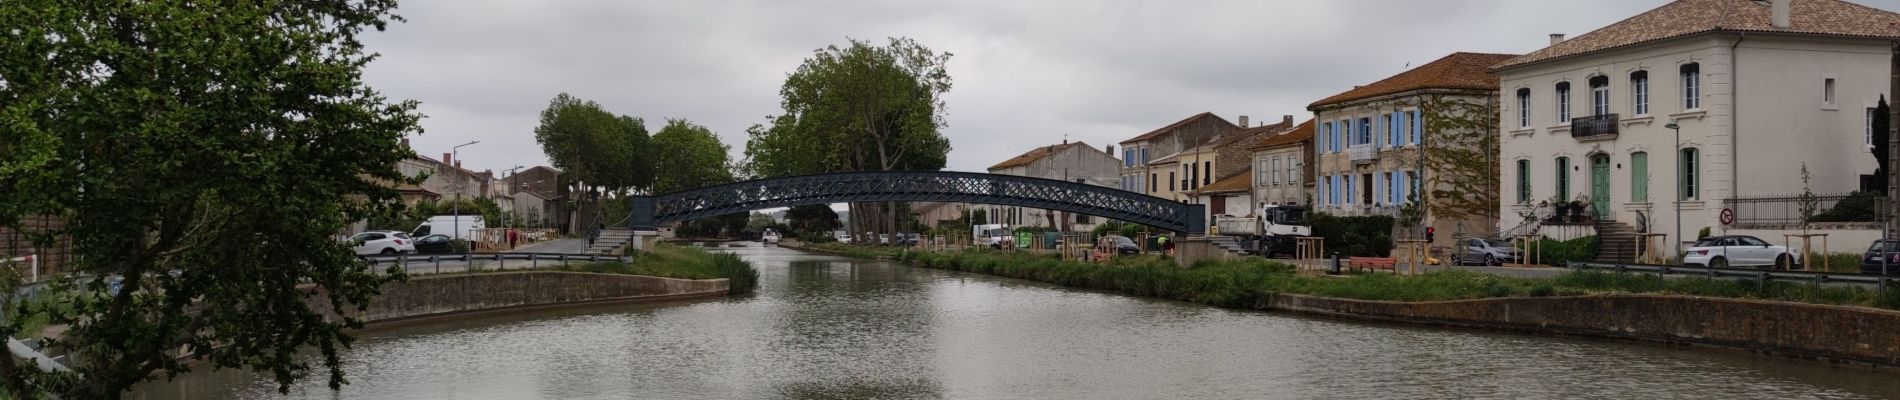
left=629, top=171, right=1205, bottom=234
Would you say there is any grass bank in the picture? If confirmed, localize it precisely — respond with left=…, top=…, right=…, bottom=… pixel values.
left=545, top=244, right=758, bottom=293
left=893, top=249, right=1900, bottom=311
left=789, top=242, right=905, bottom=260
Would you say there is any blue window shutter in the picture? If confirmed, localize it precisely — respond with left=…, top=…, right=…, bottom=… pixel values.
left=1387, top=113, right=1396, bottom=147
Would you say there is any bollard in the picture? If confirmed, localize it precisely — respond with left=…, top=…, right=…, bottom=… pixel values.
left=1329, top=252, right=1342, bottom=275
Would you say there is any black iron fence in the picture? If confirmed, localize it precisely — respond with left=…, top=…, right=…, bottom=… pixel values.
left=1723, top=193, right=1887, bottom=228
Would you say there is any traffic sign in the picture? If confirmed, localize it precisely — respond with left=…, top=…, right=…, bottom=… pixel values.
left=1719, top=208, right=1735, bottom=225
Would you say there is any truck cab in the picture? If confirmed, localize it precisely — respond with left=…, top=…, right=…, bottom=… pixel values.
left=972, top=224, right=1012, bottom=249
left=1213, top=205, right=1310, bottom=257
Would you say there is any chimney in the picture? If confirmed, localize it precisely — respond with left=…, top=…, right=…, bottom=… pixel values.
left=1282, top=115, right=1294, bottom=125
left=442, top=152, right=452, bottom=166
left=1771, top=0, right=1791, bottom=29
left=1238, top=115, right=1249, bottom=128
left=400, top=138, right=410, bottom=149
left=1106, top=144, right=1115, bottom=154
left=455, top=160, right=462, bottom=169
left=1549, top=33, right=1565, bottom=46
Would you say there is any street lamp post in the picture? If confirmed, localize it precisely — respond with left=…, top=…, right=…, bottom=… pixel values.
left=1665, top=122, right=1682, bottom=258
left=451, top=141, right=480, bottom=247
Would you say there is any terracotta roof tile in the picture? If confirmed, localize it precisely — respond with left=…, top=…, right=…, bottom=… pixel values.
left=1119, top=112, right=1237, bottom=144
left=1195, top=170, right=1252, bottom=194
left=1249, top=119, right=1315, bottom=150
left=1310, top=52, right=1519, bottom=109
left=989, top=141, right=1095, bottom=170
left=1496, top=0, right=1900, bottom=70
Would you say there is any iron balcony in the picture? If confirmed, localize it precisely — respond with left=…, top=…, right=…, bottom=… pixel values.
left=1571, top=114, right=1619, bottom=140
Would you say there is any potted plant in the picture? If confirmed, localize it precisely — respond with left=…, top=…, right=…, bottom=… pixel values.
left=1570, top=194, right=1592, bottom=223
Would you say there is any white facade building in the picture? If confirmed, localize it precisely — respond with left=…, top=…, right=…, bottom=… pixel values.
left=1494, top=0, right=1900, bottom=251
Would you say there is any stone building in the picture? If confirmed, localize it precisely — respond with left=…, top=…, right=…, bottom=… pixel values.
left=985, top=141, right=1123, bottom=231
left=1313, top=52, right=1517, bottom=247
left=1117, top=113, right=1242, bottom=201
left=1250, top=119, right=1316, bottom=208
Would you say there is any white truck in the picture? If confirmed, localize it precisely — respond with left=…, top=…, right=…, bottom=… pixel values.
left=411, top=215, right=486, bottom=241
left=1214, top=205, right=1311, bottom=258
left=972, top=224, right=1013, bottom=249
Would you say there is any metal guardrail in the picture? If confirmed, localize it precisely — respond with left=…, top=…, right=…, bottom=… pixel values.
left=1565, top=261, right=1896, bottom=286
left=358, top=252, right=629, bottom=275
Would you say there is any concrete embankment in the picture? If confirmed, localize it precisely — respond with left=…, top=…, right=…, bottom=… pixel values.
left=1264, top=293, right=1900, bottom=371
left=305, top=271, right=729, bottom=327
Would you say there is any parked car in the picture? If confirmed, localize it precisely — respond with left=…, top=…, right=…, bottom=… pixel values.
left=893, top=233, right=919, bottom=246
left=1452, top=238, right=1520, bottom=266
left=1102, top=235, right=1141, bottom=255
left=834, top=231, right=852, bottom=244
left=762, top=229, right=782, bottom=245
left=1859, top=240, right=1900, bottom=275
left=1682, top=235, right=1800, bottom=269
left=349, top=231, right=414, bottom=256
left=412, top=234, right=456, bottom=254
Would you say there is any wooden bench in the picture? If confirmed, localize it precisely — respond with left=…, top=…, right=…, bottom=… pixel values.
left=1346, top=257, right=1397, bottom=273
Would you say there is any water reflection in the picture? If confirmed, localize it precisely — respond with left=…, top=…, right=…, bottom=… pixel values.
left=133, top=245, right=1900, bottom=399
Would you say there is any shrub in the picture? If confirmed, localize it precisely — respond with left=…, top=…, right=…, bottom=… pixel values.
left=1535, top=236, right=1597, bottom=267
left=1310, top=213, right=1394, bottom=256
left=554, top=244, right=758, bottom=293
left=1811, top=191, right=1883, bottom=222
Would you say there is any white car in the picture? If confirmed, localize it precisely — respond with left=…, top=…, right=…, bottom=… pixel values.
left=762, top=229, right=782, bottom=245
left=349, top=231, right=415, bottom=256
left=1682, top=235, right=1800, bottom=269
left=834, top=231, right=852, bottom=243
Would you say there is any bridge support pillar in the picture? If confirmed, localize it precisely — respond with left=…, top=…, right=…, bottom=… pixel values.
left=629, top=230, right=660, bottom=252
left=1172, top=237, right=1236, bottom=268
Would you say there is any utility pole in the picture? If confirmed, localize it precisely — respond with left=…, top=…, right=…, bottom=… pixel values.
left=1889, top=41, right=1899, bottom=236
left=451, top=141, right=479, bottom=245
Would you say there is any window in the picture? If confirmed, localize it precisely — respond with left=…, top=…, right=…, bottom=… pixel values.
left=1167, top=172, right=1174, bottom=191
left=1347, top=175, right=1356, bottom=204
left=1631, top=71, right=1649, bottom=115
left=1556, top=82, right=1572, bottom=122
left=1140, top=148, right=1148, bottom=164
left=1410, top=109, right=1421, bottom=145
left=1150, top=173, right=1157, bottom=192
left=1271, top=157, right=1282, bottom=185
left=1384, top=171, right=1396, bottom=205
left=1321, top=122, right=1333, bottom=153
left=1516, top=159, right=1531, bottom=203
left=1556, top=157, right=1570, bottom=201
left=1517, top=88, right=1532, bottom=128
left=1825, top=78, right=1837, bottom=105
left=1289, top=156, right=1300, bottom=187
left=1681, top=63, right=1700, bottom=110
left=1870, top=108, right=1878, bottom=147
left=1258, top=159, right=1270, bottom=186
left=1203, top=161, right=1212, bottom=185
left=1358, top=117, right=1371, bottom=145
left=1680, top=148, right=1699, bottom=200
left=1630, top=152, right=1648, bottom=202
left=1589, top=75, right=1610, bottom=116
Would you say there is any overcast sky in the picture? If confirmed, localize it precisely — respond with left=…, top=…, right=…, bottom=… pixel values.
left=363, top=0, right=1900, bottom=177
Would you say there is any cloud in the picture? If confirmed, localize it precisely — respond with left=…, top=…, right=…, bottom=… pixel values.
left=359, top=0, right=1900, bottom=177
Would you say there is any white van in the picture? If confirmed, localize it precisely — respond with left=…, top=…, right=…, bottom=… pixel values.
left=412, top=215, right=485, bottom=241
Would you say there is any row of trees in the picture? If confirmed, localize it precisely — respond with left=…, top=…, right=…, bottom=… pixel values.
left=532, top=95, right=737, bottom=233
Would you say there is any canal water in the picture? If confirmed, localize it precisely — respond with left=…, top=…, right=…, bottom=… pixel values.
left=135, top=245, right=1900, bottom=399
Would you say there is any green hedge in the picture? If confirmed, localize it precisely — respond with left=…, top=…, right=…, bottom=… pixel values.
left=1536, top=236, right=1598, bottom=267
left=557, top=244, right=758, bottom=293
left=1310, top=214, right=1393, bottom=257
left=893, top=249, right=1900, bottom=310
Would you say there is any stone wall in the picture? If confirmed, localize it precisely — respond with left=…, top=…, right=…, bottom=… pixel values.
left=305, top=271, right=728, bottom=325
left=1266, top=293, right=1900, bottom=369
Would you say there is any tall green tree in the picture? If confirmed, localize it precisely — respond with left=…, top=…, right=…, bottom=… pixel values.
left=650, top=119, right=735, bottom=193
left=744, top=37, right=954, bottom=236
left=0, top=1, right=419, bottom=397
left=1871, top=96, right=1890, bottom=194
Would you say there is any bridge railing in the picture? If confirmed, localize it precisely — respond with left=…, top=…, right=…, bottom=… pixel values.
left=357, top=252, right=630, bottom=276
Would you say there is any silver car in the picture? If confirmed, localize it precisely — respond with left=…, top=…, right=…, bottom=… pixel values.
left=1453, top=238, right=1520, bottom=266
